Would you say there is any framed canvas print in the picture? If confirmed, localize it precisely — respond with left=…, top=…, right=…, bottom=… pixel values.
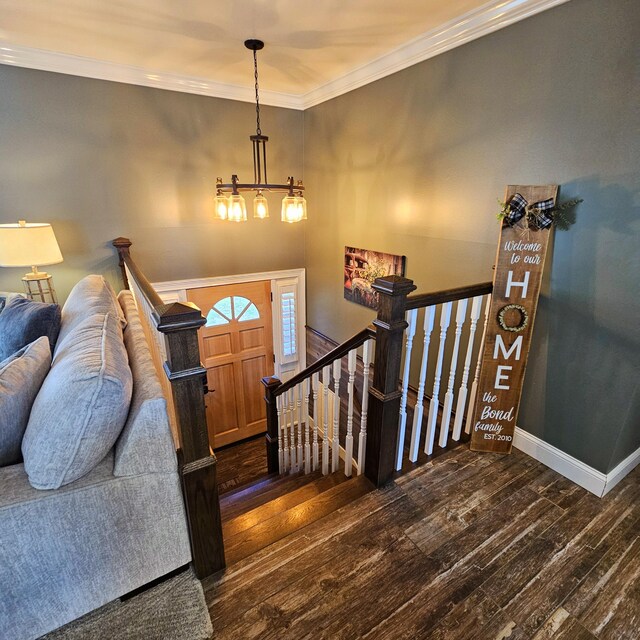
left=344, top=246, right=406, bottom=309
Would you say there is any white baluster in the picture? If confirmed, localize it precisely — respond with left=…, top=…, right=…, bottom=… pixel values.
left=276, top=394, right=284, bottom=474
left=453, top=295, right=483, bottom=440
left=297, top=383, right=303, bottom=472
left=424, top=302, right=452, bottom=455
left=345, top=349, right=357, bottom=477
left=312, top=372, right=320, bottom=471
left=466, top=294, right=492, bottom=434
left=288, top=388, right=297, bottom=473
left=439, top=299, right=468, bottom=448
left=322, top=364, right=331, bottom=475
left=396, top=309, right=418, bottom=471
left=282, top=393, right=290, bottom=473
left=303, top=378, right=311, bottom=474
left=357, top=339, right=373, bottom=475
left=409, top=306, right=436, bottom=461
left=332, top=359, right=341, bottom=473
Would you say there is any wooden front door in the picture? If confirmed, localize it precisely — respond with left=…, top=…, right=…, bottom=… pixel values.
left=187, top=281, right=274, bottom=448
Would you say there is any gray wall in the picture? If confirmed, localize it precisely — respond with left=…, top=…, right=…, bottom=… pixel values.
left=304, top=0, right=639, bottom=473
left=0, top=0, right=637, bottom=474
left=0, top=67, right=305, bottom=300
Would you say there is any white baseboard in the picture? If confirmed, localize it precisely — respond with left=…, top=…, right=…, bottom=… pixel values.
left=602, top=446, right=640, bottom=496
left=513, top=428, right=640, bottom=498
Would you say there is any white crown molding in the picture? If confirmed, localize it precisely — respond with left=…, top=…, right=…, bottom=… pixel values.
left=301, top=0, right=572, bottom=108
left=513, top=427, right=640, bottom=498
left=0, top=42, right=305, bottom=110
left=0, top=0, right=569, bottom=110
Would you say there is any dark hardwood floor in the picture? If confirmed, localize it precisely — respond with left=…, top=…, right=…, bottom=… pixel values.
left=215, top=435, right=269, bottom=494
left=203, top=446, right=640, bottom=639
left=206, top=329, right=638, bottom=638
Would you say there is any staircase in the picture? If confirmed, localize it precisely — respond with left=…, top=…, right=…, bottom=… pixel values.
left=220, top=471, right=374, bottom=565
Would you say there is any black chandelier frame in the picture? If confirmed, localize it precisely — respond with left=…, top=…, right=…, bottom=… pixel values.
left=216, top=39, right=305, bottom=199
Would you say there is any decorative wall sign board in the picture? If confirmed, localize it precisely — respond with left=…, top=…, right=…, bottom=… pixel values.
left=470, top=184, right=558, bottom=453
left=344, top=246, right=406, bottom=309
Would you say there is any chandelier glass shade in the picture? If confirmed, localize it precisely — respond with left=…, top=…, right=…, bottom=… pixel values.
left=215, top=40, right=306, bottom=222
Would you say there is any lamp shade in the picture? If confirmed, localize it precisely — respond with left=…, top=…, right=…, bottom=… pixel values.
left=0, top=221, right=63, bottom=267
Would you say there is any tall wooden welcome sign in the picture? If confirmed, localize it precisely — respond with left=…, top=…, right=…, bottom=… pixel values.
left=470, top=185, right=558, bottom=453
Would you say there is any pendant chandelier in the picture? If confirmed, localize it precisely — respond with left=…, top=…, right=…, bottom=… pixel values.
left=214, top=39, right=307, bottom=223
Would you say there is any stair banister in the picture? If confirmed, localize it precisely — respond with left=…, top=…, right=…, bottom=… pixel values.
left=405, top=281, right=493, bottom=310
left=262, top=275, right=493, bottom=486
left=262, top=325, right=375, bottom=476
left=273, top=326, right=376, bottom=397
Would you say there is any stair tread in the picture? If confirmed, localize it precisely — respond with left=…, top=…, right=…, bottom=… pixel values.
left=219, top=472, right=280, bottom=501
left=220, top=469, right=326, bottom=520
left=224, top=474, right=374, bottom=566
left=223, top=471, right=350, bottom=538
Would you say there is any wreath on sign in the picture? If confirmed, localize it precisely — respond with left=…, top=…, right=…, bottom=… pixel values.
left=497, top=195, right=582, bottom=232
left=497, top=304, right=529, bottom=333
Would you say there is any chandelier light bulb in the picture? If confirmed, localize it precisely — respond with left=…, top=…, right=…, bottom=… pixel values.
left=214, top=190, right=229, bottom=220
left=254, top=191, right=269, bottom=219
left=227, top=193, right=247, bottom=222
left=281, top=194, right=307, bottom=223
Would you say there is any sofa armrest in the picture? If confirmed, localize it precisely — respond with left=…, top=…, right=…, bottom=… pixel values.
left=115, top=291, right=178, bottom=476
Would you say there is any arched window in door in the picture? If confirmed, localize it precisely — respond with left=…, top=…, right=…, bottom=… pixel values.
left=205, top=295, right=260, bottom=327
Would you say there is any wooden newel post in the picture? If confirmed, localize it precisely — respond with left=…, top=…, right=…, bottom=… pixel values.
left=112, top=237, right=132, bottom=289
left=262, top=376, right=282, bottom=474
left=156, top=303, right=226, bottom=578
left=365, top=275, right=417, bottom=487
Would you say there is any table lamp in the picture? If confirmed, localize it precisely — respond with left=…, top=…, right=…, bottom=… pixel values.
left=0, top=220, right=63, bottom=303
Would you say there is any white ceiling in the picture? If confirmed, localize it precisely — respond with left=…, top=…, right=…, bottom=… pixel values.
left=0, top=0, right=567, bottom=108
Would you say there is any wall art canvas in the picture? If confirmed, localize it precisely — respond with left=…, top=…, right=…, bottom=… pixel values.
left=344, top=246, right=406, bottom=309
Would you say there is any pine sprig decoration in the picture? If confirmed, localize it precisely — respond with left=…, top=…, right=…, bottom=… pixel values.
left=497, top=199, right=510, bottom=222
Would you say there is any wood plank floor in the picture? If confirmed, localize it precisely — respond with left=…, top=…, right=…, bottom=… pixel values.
left=215, top=435, right=269, bottom=494
left=203, top=447, right=640, bottom=639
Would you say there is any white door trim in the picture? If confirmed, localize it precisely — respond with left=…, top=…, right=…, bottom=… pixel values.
left=152, top=268, right=306, bottom=379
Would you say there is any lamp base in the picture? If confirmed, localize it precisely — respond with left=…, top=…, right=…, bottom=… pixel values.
left=22, top=273, right=58, bottom=303
left=23, top=269, right=51, bottom=280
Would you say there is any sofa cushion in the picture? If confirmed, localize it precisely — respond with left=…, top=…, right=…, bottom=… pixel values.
left=114, top=291, right=178, bottom=476
left=0, top=297, right=61, bottom=362
left=56, top=275, right=126, bottom=349
left=22, top=311, right=133, bottom=490
left=0, top=338, right=51, bottom=467
left=0, top=453, right=191, bottom=640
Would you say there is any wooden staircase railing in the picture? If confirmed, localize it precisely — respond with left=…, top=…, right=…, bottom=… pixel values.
left=263, top=275, right=493, bottom=488
left=113, top=238, right=225, bottom=579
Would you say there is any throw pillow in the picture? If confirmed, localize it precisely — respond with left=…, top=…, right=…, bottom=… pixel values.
left=0, top=297, right=61, bottom=362
left=56, top=275, right=126, bottom=349
left=0, top=291, right=26, bottom=314
left=0, top=337, right=51, bottom=466
left=22, top=311, right=133, bottom=490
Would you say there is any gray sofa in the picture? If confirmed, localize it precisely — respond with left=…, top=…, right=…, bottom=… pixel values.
left=0, top=281, right=192, bottom=640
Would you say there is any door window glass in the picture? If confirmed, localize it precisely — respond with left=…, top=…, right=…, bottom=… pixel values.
left=205, top=295, right=261, bottom=326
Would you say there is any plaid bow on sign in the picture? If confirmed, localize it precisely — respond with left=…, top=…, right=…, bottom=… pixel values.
left=504, top=193, right=555, bottom=229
